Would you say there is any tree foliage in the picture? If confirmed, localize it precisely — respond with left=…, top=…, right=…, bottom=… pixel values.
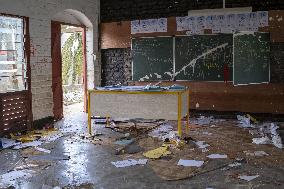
left=62, top=32, right=83, bottom=85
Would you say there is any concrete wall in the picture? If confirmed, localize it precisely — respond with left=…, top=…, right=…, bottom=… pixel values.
left=0, top=0, right=100, bottom=120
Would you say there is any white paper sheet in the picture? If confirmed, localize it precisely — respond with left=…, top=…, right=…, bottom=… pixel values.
left=238, top=175, right=259, bottom=181
left=207, top=154, right=228, bottom=159
left=35, top=147, right=51, bottom=154
left=13, top=141, right=43, bottom=150
left=195, top=141, right=210, bottom=149
left=177, top=159, right=204, bottom=167
left=111, top=159, right=148, bottom=168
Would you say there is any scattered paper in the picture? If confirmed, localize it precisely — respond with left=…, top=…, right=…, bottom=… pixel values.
left=148, top=124, right=174, bottom=140
left=207, top=154, right=228, bottom=159
left=0, top=138, right=20, bottom=149
left=238, top=175, right=259, bottom=181
left=252, top=136, right=271, bottom=145
left=41, top=133, right=63, bottom=143
left=195, top=141, right=210, bottom=149
left=35, top=147, right=51, bottom=154
left=228, top=162, right=242, bottom=167
left=270, top=123, right=283, bottom=149
left=114, top=139, right=134, bottom=146
left=237, top=115, right=254, bottom=128
left=202, top=132, right=212, bottom=136
left=111, top=159, right=148, bottom=168
left=177, top=159, right=204, bottom=167
left=244, top=151, right=269, bottom=157
left=193, top=116, right=214, bottom=125
left=143, top=146, right=171, bottom=159
left=0, top=170, right=35, bottom=187
left=13, top=141, right=43, bottom=150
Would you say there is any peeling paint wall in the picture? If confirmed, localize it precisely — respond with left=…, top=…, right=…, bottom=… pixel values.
left=101, top=48, right=132, bottom=86
left=0, top=0, right=100, bottom=121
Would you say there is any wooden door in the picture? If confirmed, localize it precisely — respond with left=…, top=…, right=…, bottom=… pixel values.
left=51, top=21, right=63, bottom=120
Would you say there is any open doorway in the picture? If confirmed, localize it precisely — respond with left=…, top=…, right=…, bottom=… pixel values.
left=61, top=25, right=84, bottom=116
left=51, top=21, right=87, bottom=120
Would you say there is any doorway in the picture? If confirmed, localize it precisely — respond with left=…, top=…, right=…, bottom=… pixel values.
left=51, top=21, right=87, bottom=120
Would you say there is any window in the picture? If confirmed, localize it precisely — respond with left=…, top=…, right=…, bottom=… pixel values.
left=0, top=15, right=26, bottom=92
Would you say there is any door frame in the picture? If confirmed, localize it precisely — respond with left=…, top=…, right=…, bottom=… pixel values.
left=51, top=21, right=88, bottom=119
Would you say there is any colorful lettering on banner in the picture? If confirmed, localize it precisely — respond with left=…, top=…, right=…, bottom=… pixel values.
left=205, top=15, right=214, bottom=29
left=212, top=15, right=221, bottom=33
left=186, top=16, right=196, bottom=33
left=226, top=14, right=236, bottom=33
left=195, top=16, right=205, bottom=34
left=157, top=18, right=167, bottom=32
left=236, top=13, right=249, bottom=31
left=247, top=12, right=258, bottom=31
left=131, top=20, right=140, bottom=34
left=258, top=11, right=269, bottom=27
left=131, top=18, right=167, bottom=34
left=176, top=17, right=188, bottom=31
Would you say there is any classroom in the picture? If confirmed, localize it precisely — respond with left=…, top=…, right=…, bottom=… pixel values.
left=0, top=0, right=283, bottom=188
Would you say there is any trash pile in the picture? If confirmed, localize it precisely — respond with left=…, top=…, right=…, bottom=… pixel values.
left=236, top=114, right=283, bottom=149
left=63, top=90, right=83, bottom=105
left=0, top=128, right=63, bottom=150
left=191, top=116, right=224, bottom=126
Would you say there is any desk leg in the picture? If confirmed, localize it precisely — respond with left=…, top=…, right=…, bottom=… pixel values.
left=186, top=113, right=189, bottom=134
left=186, top=92, right=190, bottom=134
left=177, top=93, right=182, bottom=137
left=88, top=91, right=92, bottom=135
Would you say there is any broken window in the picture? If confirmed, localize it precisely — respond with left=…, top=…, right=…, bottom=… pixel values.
left=0, top=15, right=26, bottom=92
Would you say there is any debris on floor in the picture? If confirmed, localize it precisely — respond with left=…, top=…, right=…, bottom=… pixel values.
left=0, top=169, right=35, bottom=187
left=228, top=162, right=242, bottom=168
left=114, top=139, right=134, bottom=146
left=143, top=145, right=171, bottom=159
left=148, top=123, right=174, bottom=140
left=34, top=147, right=51, bottom=154
left=13, top=141, right=43, bottom=150
left=194, top=141, right=210, bottom=151
left=238, top=175, right=260, bottom=181
left=192, top=116, right=215, bottom=125
left=244, top=150, right=269, bottom=157
left=252, top=136, right=271, bottom=145
left=237, top=115, right=254, bottom=128
left=111, top=159, right=148, bottom=168
left=250, top=123, right=283, bottom=149
left=177, top=159, right=204, bottom=167
left=0, top=128, right=63, bottom=150
left=0, top=138, right=20, bottom=149
left=207, top=154, right=228, bottom=159
left=116, top=142, right=143, bottom=155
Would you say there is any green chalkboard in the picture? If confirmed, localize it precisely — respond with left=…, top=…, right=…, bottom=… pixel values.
left=132, top=37, right=173, bottom=81
left=233, top=32, right=270, bottom=85
left=175, top=34, right=233, bottom=81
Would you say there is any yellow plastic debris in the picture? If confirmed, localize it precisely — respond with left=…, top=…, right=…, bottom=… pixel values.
left=246, top=114, right=258, bottom=124
left=143, top=145, right=171, bottom=159
left=10, top=128, right=59, bottom=143
left=10, top=134, right=37, bottom=143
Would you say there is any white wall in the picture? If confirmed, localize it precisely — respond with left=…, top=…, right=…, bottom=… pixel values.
left=0, top=0, right=100, bottom=120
